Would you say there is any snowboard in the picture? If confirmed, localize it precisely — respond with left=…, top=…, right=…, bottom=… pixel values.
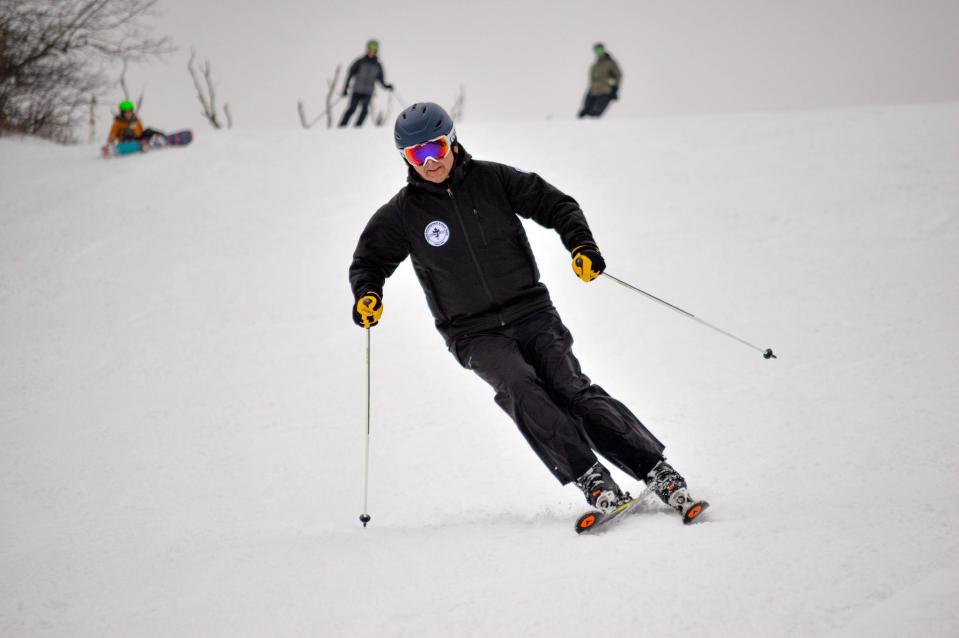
left=165, top=130, right=193, bottom=146
left=575, top=489, right=709, bottom=534
left=101, top=130, right=193, bottom=158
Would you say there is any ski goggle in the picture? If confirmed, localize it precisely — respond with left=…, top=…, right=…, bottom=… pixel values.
left=401, top=133, right=454, bottom=166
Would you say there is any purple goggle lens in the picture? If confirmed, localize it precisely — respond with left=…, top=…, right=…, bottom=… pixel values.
left=403, top=136, right=451, bottom=166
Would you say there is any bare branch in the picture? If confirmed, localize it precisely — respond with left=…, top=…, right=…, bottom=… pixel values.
left=118, top=59, right=130, bottom=99
left=0, top=0, right=173, bottom=142
left=87, top=94, right=97, bottom=143
left=203, top=59, right=217, bottom=123
left=297, top=100, right=310, bottom=129
left=450, top=85, right=466, bottom=121
left=371, top=90, right=395, bottom=128
left=115, top=59, right=145, bottom=111
left=324, top=65, right=341, bottom=129
left=187, top=47, right=220, bottom=129
left=299, top=65, right=342, bottom=130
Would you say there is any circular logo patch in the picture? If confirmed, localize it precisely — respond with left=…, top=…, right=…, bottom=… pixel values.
left=424, top=220, right=450, bottom=247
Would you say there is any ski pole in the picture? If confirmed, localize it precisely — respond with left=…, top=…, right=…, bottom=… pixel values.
left=602, top=272, right=777, bottom=360
left=359, top=329, right=373, bottom=527
left=389, top=88, right=408, bottom=109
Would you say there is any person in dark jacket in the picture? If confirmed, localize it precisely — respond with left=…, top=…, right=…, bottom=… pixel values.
left=349, top=103, right=707, bottom=523
left=578, top=42, right=622, bottom=118
left=339, top=39, right=394, bottom=128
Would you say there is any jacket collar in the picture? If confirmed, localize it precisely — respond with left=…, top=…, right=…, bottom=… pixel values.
left=405, top=144, right=473, bottom=193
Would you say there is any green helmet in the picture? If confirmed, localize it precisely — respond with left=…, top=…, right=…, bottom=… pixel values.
left=367, top=39, right=379, bottom=52
left=119, top=100, right=134, bottom=112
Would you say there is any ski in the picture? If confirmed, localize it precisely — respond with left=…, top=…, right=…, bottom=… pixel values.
left=575, top=489, right=710, bottom=534
left=682, top=500, right=709, bottom=525
left=575, top=488, right=652, bottom=534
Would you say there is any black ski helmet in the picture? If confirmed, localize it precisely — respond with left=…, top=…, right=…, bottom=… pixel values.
left=394, top=102, right=455, bottom=149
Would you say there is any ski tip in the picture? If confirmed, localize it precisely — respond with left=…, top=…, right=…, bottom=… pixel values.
left=683, top=501, right=709, bottom=525
left=575, top=511, right=601, bottom=534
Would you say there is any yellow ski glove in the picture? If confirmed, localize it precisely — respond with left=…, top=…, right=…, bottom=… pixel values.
left=353, top=291, right=383, bottom=329
left=571, top=244, right=606, bottom=283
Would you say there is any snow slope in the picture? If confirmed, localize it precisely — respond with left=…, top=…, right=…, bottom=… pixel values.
left=2, top=103, right=958, bottom=637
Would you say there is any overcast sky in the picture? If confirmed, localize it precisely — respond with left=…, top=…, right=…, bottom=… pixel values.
left=117, top=0, right=959, bottom=132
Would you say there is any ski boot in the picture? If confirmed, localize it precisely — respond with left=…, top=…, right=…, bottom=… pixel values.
left=644, top=460, right=709, bottom=524
left=575, top=461, right=629, bottom=514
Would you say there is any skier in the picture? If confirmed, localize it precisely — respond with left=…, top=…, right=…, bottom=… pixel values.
left=339, top=39, right=394, bottom=128
left=578, top=43, right=621, bottom=119
left=349, top=102, right=706, bottom=524
left=104, top=100, right=165, bottom=148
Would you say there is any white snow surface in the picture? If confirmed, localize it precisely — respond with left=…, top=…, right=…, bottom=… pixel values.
left=2, top=103, right=958, bottom=637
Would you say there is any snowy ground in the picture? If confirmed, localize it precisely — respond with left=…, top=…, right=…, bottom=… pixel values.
left=2, top=103, right=958, bottom=637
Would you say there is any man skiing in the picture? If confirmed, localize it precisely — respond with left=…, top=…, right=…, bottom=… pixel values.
left=349, top=102, right=706, bottom=525
left=339, top=39, right=394, bottom=128
left=104, top=100, right=164, bottom=148
left=578, top=43, right=622, bottom=119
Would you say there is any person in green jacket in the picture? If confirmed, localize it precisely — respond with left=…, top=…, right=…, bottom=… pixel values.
left=578, top=43, right=622, bottom=118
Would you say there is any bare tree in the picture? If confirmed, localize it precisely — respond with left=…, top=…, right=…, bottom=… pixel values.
left=187, top=48, right=230, bottom=129
left=117, top=59, right=144, bottom=112
left=0, top=0, right=172, bottom=143
left=324, top=66, right=342, bottom=129
left=297, top=100, right=313, bottom=129
left=87, top=95, right=97, bottom=143
left=371, top=90, right=396, bottom=128
left=298, top=65, right=343, bottom=130
left=449, top=85, right=466, bottom=121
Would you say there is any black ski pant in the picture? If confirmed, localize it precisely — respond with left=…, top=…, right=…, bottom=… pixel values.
left=451, top=308, right=665, bottom=484
left=578, top=93, right=613, bottom=118
left=121, top=128, right=164, bottom=142
left=339, top=93, right=372, bottom=127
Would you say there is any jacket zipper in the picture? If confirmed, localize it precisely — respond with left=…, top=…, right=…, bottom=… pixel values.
left=472, top=208, right=489, bottom=246
left=448, top=188, right=505, bottom=326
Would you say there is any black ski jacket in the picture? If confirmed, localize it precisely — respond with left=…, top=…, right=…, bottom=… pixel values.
left=349, top=148, right=597, bottom=345
left=343, top=55, right=388, bottom=96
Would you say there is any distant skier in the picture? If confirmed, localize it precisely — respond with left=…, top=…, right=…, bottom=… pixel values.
left=339, top=39, right=394, bottom=128
left=578, top=42, right=621, bottom=118
left=104, top=100, right=165, bottom=149
left=349, top=102, right=707, bottom=523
